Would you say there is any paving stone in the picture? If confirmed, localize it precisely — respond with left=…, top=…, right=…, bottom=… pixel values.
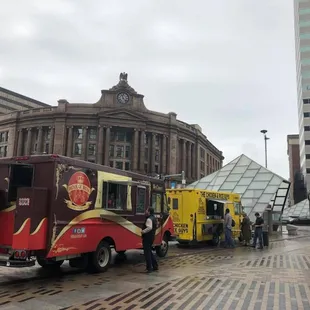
left=1, top=237, right=310, bottom=309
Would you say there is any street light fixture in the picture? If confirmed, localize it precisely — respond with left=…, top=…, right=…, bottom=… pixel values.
left=260, top=129, right=270, bottom=169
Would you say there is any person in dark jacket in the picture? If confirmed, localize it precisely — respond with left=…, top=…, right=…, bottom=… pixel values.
left=251, top=212, right=264, bottom=249
left=141, top=207, right=158, bottom=273
left=241, top=213, right=251, bottom=246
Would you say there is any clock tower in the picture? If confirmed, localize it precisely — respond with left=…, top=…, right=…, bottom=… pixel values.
left=96, top=72, right=147, bottom=111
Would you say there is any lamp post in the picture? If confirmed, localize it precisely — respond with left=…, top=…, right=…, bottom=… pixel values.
left=260, top=129, right=270, bottom=169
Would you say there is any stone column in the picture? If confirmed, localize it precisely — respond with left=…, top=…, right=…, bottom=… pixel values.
left=181, top=139, right=186, bottom=174
left=66, top=126, right=73, bottom=157
left=104, top=127, right=111, bottom=165
left=191, top=142, right=196, bottom=179
left=81, top=127, right=88, bottom=160
left=7, top=126, right=17, bottom=157
left=48, top=127, right=55, bottom=154
left=139, top=130, right=145, bottom=172
left=195, top=141, right=199, bottom=178
left=37, top=126, right=43, bottom=154
left=132, top=129, right=139, bottom=171
left=97, top=125, right=104, bottom=164
left=151, top=133, right=156, bottom=173
left=26, top=128, right=32, bottom=155
left=161, top=135, right=167, bottom=175
left=17, top=129, right=23, bottom=156
left=187, top=142, right=192, bottom=180
left=53, top=120, right=66, bottom=155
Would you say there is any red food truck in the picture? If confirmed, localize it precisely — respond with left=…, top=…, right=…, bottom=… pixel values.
left=0, top=155, right=174, bottom=272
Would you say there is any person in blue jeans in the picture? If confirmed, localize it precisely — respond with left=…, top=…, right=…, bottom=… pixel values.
left=224, top=208, right=234, bottom=248
left=252, top=212, right=264, bottom=249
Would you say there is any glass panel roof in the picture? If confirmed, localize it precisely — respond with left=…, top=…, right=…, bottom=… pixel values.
left=187, top=154, right=290, bottom=218
left=282, top=199, right=310, bottom=218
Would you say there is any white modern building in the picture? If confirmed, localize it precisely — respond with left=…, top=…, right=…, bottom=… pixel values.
left=294, top=0, right=310, bottom=189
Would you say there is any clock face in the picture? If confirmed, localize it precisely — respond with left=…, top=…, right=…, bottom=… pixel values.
left=117, top=92, right=130, bottom=104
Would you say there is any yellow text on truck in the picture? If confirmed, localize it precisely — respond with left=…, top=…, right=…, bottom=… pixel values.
left=167, top=189, right=243, bottom=245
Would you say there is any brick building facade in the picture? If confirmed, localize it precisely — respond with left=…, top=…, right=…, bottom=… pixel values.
left=0, top=73, right=223, bottom=181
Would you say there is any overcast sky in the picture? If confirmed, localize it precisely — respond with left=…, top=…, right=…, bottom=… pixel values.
left=0, top=1, right=297, bottom=179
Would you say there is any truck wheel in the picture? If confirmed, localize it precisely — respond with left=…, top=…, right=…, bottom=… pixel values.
left=37, top=257, right=64, bottom=269
left=155, top=234, right=169, bottom=257
left=88, top=241, right=111, bottom=273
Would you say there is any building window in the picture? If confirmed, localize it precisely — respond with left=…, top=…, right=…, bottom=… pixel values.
left=115, top=161, right=123, bottom=170
left=88, top=143, right=96, bottom=156
left=144, top=163, right=148, bottom=173
left=88, top=128, right=97, bottom=140
left=155, top=150, right=159, bottom=162
left=303, top=99, right=310, bottom=104
left=136, top=187, right=146, bottom=214
left=304, top=112, right=310, bottom=118
left=155, top=165, right=159, bottom=174
left=200, top=148, right=205, bottom=160
left=102, top=182, right=127, bottom=210
left=144, top=133, right=149, bottom=145
left=109, top=161, right=114, bottom=167
left=116, top=145, right=124, bottom=158
left=125, top=162, right=130, bottom=171
left=74, top=143, right=82, bottom=155
left=109, top=145, right=114, bottom=157
left=200, top=161, right=205, bottom=171
left=305, top=126, right=310, bottom=131
left=0, top=146, right=7, bottom=157
left=45, top=128, right=51, bottom=140
left=155, top=135, right=160, bottom=146
left=0, top=132, right=8, bottom=143
left=306, top=140, right=310, bottom=145
left=74, top=127, right=83, bottom=139
left=145, top=148, right=149, bottom=161
left=125, top=146, right=131, bottom=159
left=307, top=168, right=310, bottom=174
left=115, top=131, right=126, bottom=142
left=306, top=154, right=310, bottom=159
left=44, top=143, right=49, bottom=154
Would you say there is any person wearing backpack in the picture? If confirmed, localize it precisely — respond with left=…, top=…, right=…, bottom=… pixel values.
left=224, top=208, right=235, bottom=248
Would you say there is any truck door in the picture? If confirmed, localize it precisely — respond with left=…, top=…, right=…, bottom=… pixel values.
left=169, top=193, right=190, bottom=239
left=13, top=187, right=49, bottom=250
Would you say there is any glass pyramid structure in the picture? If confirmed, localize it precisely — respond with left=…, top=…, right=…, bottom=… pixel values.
left=282, top=199, right=310, bottom=219
left=187, top=154, right=290, bottom=220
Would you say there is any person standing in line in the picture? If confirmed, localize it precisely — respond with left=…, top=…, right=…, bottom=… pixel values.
left=141, top=207, right=158, bottom=273
left=241, top=213, right=251, bottom=246
left=251, top=212, right=264, bottom=249
left=224, top=208, right=235, bottom=248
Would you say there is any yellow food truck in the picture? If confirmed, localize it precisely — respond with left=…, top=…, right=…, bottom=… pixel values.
left=166, top=189, right=243, bottom=246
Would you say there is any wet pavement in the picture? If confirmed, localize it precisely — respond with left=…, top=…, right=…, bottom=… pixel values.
left=0, top=229, right=310, bottom=309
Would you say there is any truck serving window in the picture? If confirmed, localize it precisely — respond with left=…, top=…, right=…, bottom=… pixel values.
left=102, top=182, right=127, bottom=211
left=8, top=164, right=33, bottom=202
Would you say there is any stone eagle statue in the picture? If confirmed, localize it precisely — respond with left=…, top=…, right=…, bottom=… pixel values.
left=119, top=72, right=128, bottom=82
